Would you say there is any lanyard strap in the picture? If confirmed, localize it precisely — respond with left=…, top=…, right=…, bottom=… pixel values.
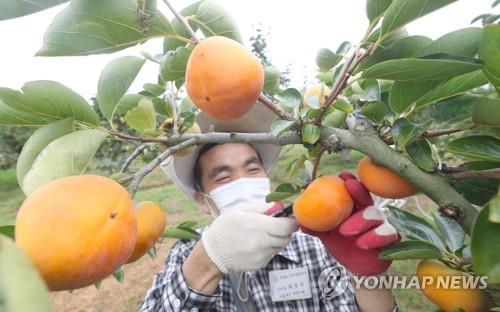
left=227, top=272, right=256, bottom=312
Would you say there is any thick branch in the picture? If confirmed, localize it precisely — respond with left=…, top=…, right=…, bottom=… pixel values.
left=318, top=125, right=478, bottom=233
left=448, top=168, right=500, bottom=181
left=115, top=126, right=478, bottom=232
left=168, top=131, right=301, bottom=146
left=258, top=94, right=295, bottom=121
left=162, top=0, right=199, bottom=43
left=120, top=143, right=149, bottom=173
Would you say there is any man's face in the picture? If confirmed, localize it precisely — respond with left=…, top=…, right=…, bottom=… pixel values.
left=195, top=143, right=267, bottom=213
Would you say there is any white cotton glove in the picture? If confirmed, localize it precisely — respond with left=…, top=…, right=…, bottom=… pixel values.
left=201, top=203, right=298, bottom=273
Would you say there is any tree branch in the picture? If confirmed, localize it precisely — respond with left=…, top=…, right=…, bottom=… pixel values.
left=318, top=124, right=478, bottom=233
left=112, top=124, right=478, bottom=232
left=140, top=51, right=161, bottom=64
left=168, top=131, right=301, bottom=146
left=127, top=138, right=198, bottom=197
left=258, top=94, right=295, bottom=120
left=107, top=129, right=166, bottom=143
left=448, top=168, right=500, bottom=181
left=318, top=49, right=370, bottom=122
left=122, top=132, right=302, bottom=196
left=384, top=126, right=474, bottom=145
left=120, top=143, right=150, bottom=173
left=425, top=127, right=475, bottom=139
left=162, top=0, right=199, bottom=43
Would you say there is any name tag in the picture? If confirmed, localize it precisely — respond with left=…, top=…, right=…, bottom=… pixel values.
left=269, top=267, right=312, bottom=302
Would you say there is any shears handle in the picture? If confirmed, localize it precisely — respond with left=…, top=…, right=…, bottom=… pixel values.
left=264, top=202, right=293, bottom=217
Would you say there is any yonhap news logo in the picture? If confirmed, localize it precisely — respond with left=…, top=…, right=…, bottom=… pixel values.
left=318, top=265, right=488, bottom=298
left=349, top=274, right=488, bottom=290
left=318, top=265, right=350, bottom=299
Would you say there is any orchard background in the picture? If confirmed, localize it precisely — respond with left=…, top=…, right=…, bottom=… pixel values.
left=0, top=0, right=499, bottom=311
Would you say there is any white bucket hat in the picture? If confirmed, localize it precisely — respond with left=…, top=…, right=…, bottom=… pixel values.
left=160, top=103, right=282, bottom=201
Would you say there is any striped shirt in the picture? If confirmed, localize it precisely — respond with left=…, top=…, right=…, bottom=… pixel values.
left=139, top=229, right=373, bottom=311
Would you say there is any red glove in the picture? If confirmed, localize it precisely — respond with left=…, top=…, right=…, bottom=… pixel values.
left=301, top=172, right=400, bottom=276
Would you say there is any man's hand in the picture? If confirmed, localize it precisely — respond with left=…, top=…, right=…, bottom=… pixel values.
left=202, top=203, right=298, bottom=273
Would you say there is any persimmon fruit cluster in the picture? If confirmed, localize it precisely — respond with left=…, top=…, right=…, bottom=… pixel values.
left=15, top=175, right=167, bottom=291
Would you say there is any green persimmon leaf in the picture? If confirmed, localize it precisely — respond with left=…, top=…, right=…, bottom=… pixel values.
left=160, top=46, right=192, bottom=82
left=0, top=82, right=99, bottom=126
left=0, top=236, right=53, bottom=312
left=478, top=24, right=500, bottom=86
left=363, top=58, right=482, bottom=81
left=97, top=56, right=146, bottom=121
left=472, top=97, right=500, bottom=128
left=0, top=0, right=68, bottom=21
left=17, top=118, right=74, bottom=188
left=448, top=136, right=500, bottom=162
left=412, top=27, right=483, bottom=58
left=380, top=240, right=442, bottom=260
left=37, top=0, right=175, bottom=56
left=366, top=0, right=392, bottom=22
left=263, top=66, right=281, bottom=94
left=195, top=0, right=242, bottom=42
left=21, top=129, right=107, bottom=195
left=381, top=0, right=458, bottom=37
left=316, top=48, right=342, bottom=72
left=124, top=99, right=157, bottom=133
left=471, top=206, right=500, bottom=276
left=414, top=70, right=488, bottom=109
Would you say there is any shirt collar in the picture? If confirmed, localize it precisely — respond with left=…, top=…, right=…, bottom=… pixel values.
left=276, top=235, right=301, bottom=264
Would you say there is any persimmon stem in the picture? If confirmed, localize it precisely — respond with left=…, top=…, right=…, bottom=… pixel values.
left=258, top=94, right=295, bottom=120
left=162, top=0, right=199, bottom=43
left=168, top=82, right=180, bottom=136
left=311, top=148, right=326, bottom=180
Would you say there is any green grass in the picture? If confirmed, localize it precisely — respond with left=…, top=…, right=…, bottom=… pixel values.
left=0, top=149, right=437, bottom=311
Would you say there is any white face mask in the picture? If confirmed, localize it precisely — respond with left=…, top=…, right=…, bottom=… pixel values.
left=204, top=177, right=271, bottom=215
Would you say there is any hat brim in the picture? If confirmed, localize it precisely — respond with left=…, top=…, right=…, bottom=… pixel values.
left=160, top=103, right=281, bottom=200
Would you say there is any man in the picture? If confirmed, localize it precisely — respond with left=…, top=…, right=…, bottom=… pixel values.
left=141, top=105, right=398, bottom=311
